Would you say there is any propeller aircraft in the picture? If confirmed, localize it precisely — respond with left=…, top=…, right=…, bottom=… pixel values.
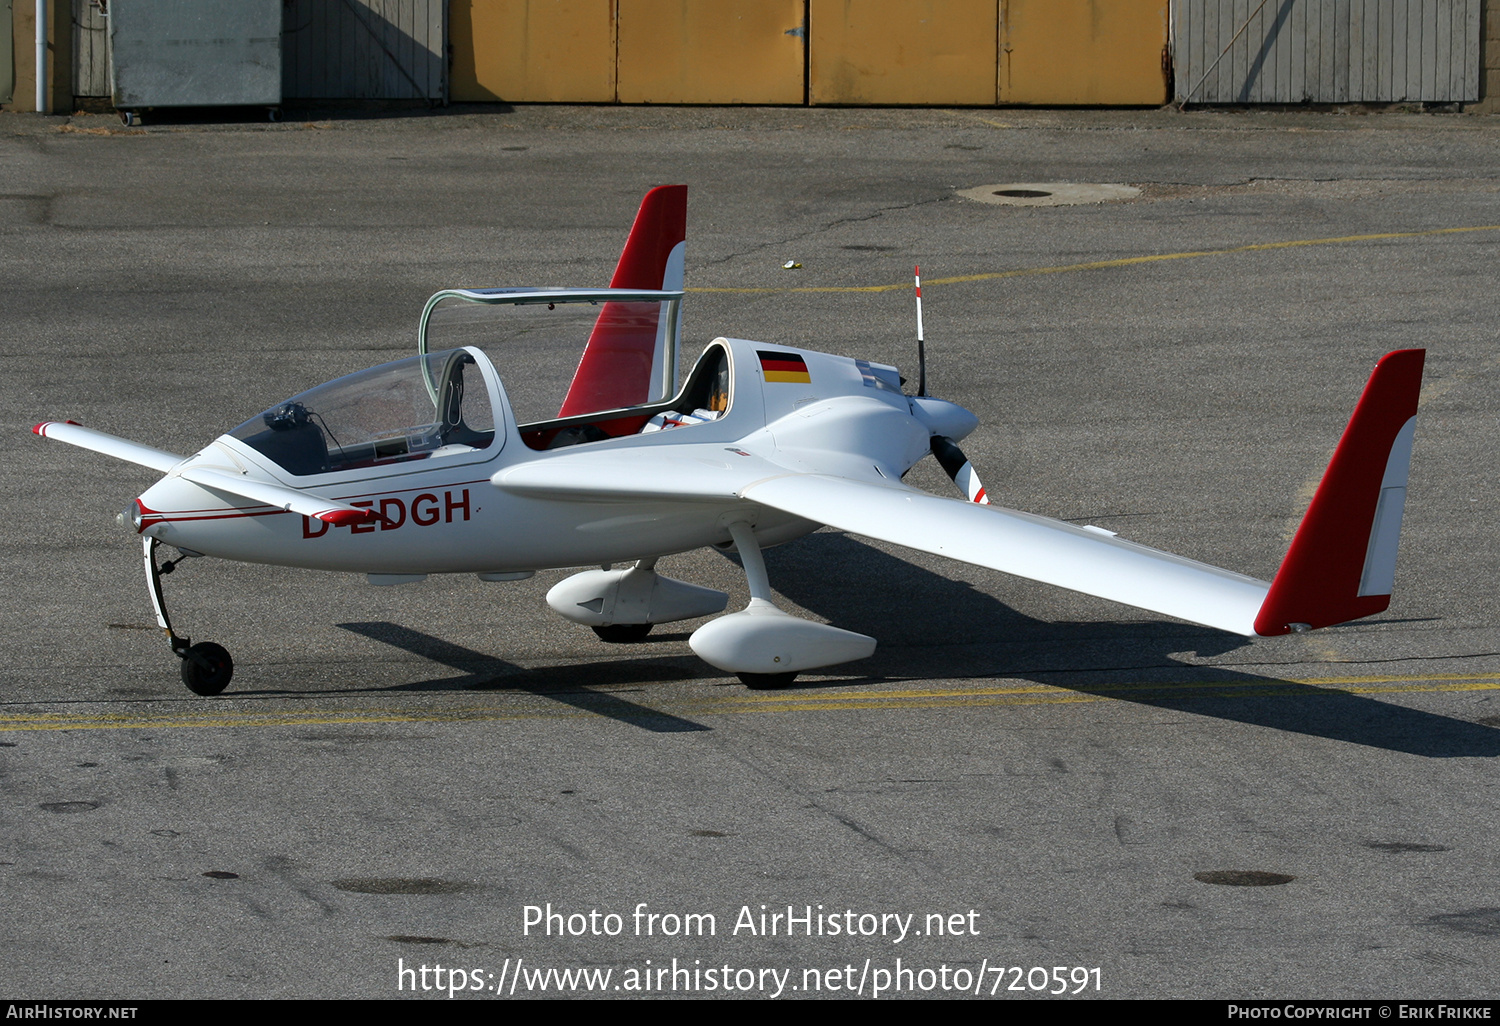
left=33, top=185, right=1424, bottom=696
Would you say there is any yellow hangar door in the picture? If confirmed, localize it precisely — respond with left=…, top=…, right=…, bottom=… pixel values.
left=617, top=0, right=807, bottom=104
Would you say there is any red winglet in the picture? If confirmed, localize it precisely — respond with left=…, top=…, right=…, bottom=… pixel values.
left=317, top=508, right=380, bottom=527
left=557, top=185, right=687, bottom=418
left=1254, top=349, right=1425, bottom=635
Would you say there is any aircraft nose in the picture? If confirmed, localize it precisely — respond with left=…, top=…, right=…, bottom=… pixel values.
left=910, top=397, right=979, bottom=441
left=129, top=477, right=184, bottom=538
left=116, top=500, right=143, bottom=533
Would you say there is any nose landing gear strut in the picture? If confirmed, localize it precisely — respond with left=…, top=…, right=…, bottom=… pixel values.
left=143, top=537, right=234, bottom=696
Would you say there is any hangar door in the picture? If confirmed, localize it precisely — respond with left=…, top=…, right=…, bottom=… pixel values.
left=282, top=0, right=446, bottom=101
left=1174, top=0, right=1481, bottom=104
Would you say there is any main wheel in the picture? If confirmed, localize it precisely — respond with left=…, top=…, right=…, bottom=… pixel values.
left=180, top=642, right=234, bottom=696
left=737, top=671, right=797, bottom=690
left=591, top=623, right=653, bottom=644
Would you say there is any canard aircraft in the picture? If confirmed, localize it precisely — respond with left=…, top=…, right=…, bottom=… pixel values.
left=34, top=186, right=1424, bottom=696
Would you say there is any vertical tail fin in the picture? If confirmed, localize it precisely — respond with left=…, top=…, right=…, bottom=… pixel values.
left=558, top=185, right=687, bottom=418
left=1254, top=349, right=1425, bottom=635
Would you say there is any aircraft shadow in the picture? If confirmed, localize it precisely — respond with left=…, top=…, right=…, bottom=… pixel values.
left=336, top=622, right=710, bottom=734
left=757, top=533, right=1500, bottom=760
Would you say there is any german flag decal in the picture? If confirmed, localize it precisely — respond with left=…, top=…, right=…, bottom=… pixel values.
left=758, top=350, right=812, bottom=384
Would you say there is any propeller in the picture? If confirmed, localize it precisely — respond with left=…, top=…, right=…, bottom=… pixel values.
left=910, top=270, right=988, bottom=506
left=930, top=435, right=990, bottom=505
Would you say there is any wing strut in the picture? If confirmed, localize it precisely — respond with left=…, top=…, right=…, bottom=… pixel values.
left=688, top=519, right=875, bottom=688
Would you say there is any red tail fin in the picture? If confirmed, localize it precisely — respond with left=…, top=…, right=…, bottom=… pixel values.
left=558, top=186, right=687, bottom=417
left=1254, top=349, right=1424, bottom=635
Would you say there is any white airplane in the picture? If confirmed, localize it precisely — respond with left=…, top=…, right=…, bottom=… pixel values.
left=34, top=186, right=1424, bottom=697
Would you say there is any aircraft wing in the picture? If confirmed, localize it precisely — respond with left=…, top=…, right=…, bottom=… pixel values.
left=33, top=421, right=184, bottom=474
left=178, top=467, right=379, bottom=526
left=743, top=474, right=1270, bottom=636
left=493, top=349, right=1420, bottom=640
left=493, top=444, right=790, bottom=503
left=746, top=348, right=1423, bottom=638
left=496, top=444, right=1268, bottom=634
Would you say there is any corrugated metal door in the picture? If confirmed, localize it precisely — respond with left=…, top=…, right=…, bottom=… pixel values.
left=282, top=0, right=446, bottom=101
left=73, top=0, right=110, bottom=98
left=1174, top=0, right=1481, bottom=104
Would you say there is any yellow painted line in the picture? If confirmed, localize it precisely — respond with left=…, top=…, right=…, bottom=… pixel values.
left=693, top=678, right=1500, bottom=715
left=685, top=224, right=1500, bottom=295
left=679, top=672, right=1500, bottom=708
left=1, top=673, right=1496, bottom=733
left=1285, top=672, right=1500, bottom=685
left=0, top=707, right=586, bottom=732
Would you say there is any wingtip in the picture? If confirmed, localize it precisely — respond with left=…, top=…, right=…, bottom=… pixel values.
left=1253, top=350, right=1425, bottom=635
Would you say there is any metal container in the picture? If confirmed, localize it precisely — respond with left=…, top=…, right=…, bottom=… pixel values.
left=109, top=0, right=282, bottom=117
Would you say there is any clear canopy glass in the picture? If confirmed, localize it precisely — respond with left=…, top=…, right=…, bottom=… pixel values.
left=229, top=349, right=495, bottom=476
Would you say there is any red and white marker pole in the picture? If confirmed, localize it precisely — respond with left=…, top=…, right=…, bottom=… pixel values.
left=915, top=265, right=927, bottom=396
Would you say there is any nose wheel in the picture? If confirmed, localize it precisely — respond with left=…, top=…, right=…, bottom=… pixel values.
left=591, top=622, right=654, bottom=643
left=737, top=671, right=797, bottom=690
left=179, top=642, right=234, bottom=696
left=144, top=538, right=235, bottom=696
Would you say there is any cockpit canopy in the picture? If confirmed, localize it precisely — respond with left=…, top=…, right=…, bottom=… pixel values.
left=419, top=287, right=684, bottom=426
left=229, top=349, right=495, bottom=476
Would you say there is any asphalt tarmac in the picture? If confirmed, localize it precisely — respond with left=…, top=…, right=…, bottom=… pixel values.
left=2, top=103, right=1498, bottom=1000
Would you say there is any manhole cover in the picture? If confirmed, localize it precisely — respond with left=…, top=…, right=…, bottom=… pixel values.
left=957, top=182, right=1141, bottom=207
left=1195, top=870, right=1295, bottom=887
